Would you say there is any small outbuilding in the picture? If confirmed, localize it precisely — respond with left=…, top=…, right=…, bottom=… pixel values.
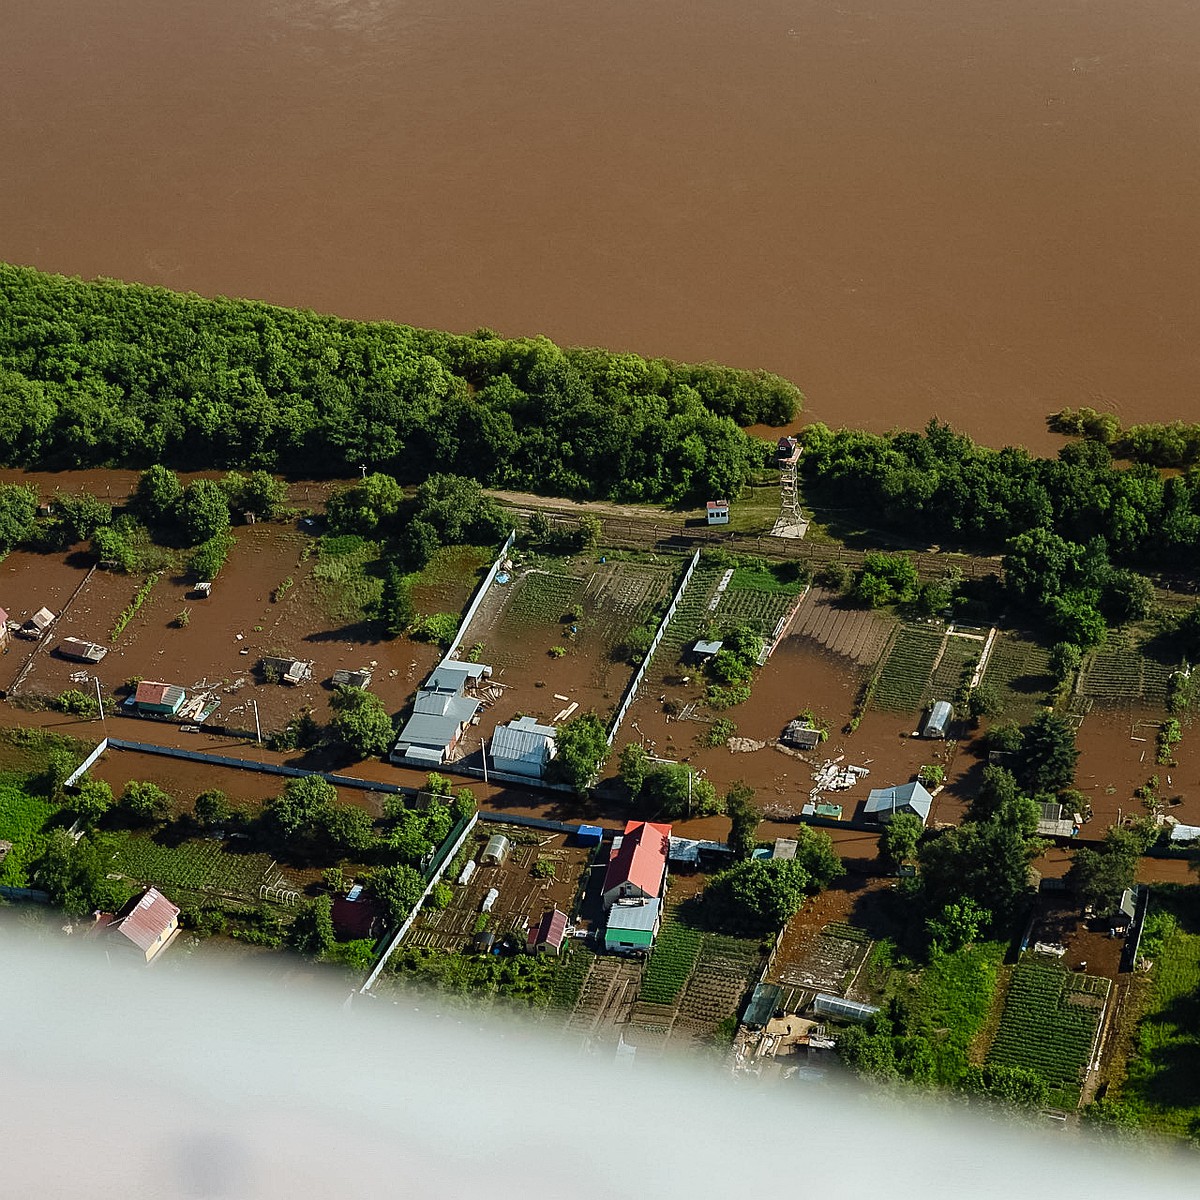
left=575, top=824, right=604, bottom=848
left=107, top=887, right=181, bottom=963
left=133, top=680, right=187, bottom=716
left=604, top=898, right=662, bottom=954
left=481, top=887, right=500, bottom=913
left=692, top=639, right=724, bottom=662
left=813, top=993, right=880, bottom=1023
left=58, top=636, right=107, bottom=664
left=332, top=668, right=373, bottom=690
left=471, top=931, right=497, bottom=955
left=742, top=982, right=784, bottom=1030
left=18, top=607, right=55, bottom=640
left=782, top=717, right=822, bottom=750
left=705, top=500, right=730, bottom=526
left=482, top=834, right=511, bottom=866
left=527, top=907, right=569, bottom=956
left=491, top=715, right=557, bottom=780
left=921, top=700, right=954, bottom=739
left=864, top=780, right=933, bottom=826
left=1110, top=888, right=1137, bottom=937
left=261, top=656, right=314, bottom=685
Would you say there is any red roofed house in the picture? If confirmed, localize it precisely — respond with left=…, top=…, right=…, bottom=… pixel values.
left=527, top=907, right=569, bottom=956
left=133, top=680, right=187, bottom=716
left=109, top=887, right=181, bottom=963
left=602, top=821, right=671, bottom=910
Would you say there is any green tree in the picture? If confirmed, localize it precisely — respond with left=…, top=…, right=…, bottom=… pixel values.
left=918, top=818, right=1035, bottom=931
left=881, top=811, right=923, bottom=868
left=637, top=763, right=719, bottom=819
left=34, top=830, right=130, bottom=916
left=194, top=789, right=231, bottom=830
left=725, top=782, right=760, bottom=861
left=50, top=491, right=112, bottom=546
left=1067, top=826, right=1143, bottom=912
left=319, top=802, right=376, bottom=855
left=135, top=465, right=183, bottom=527
left=368, top=863, right=425, bottom=925
left=265, top=774, right=337, bottom=842
left=966, top=683, right=1000, bottom=722
left=178, top=478, right=232, bottom=546
left=119, top=780, right=172, bottom=825
left=1017, top=711, right=1079, bottom=793
left=968, top=765, right=1020, bottom=823
left=960, top=1063, right=1049, bottom=1108
left=926, top=898, right=991, bottom=953
left=577, top=513, right=602, bottom=554
left=792, top=825, right=843, bottom=889
left=66, top=778, right=114, bottom=828
left=187, top=531, right=236, bottom=580
left=617, top=742, right=650, bottom=797
left=451, top=788, right=475, bottom=823
left=1048, top=641, right=1082, bottom=684
left=289, top=894, right=336, bottom=955
left=330, top=685, right=394, bottom=758
left=548, top=712, right=610, bottom=793
left=703, top=858, right=813, bottom=932
left=0, top=483, right=39, bottom=553
left=326, top=473, right=404, bottom=536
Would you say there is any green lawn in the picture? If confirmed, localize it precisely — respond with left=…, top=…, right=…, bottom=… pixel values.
left=0, top=781, right=57, bottom=887
left=1119, top=890, right=1200, bottom=1135
left=311, top=533, right=383, bottom=622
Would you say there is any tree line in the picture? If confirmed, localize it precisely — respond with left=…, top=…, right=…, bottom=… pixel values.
left=0, top=263, right=800, bottom=503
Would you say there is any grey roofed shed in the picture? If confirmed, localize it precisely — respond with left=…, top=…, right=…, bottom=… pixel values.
left=864, top=780, right=933, bottom=825
left=482, top=834, right=511, bottom=866
left=922, top=700, right=953, bottom=739
left=491, top=715, right=557, bottom=777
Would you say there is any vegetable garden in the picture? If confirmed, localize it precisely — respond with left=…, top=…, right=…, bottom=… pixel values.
left=639, top=915, right=703, bottom=1005
left=113, top=834, right=295, bottom=902
left=0, top=782, right=57, bottom=887
left=986, top=959, right=1109, bottom=1103
left=1078, top=640, right=1173, bottom=707
left=872, top=626, right=942, bottom=712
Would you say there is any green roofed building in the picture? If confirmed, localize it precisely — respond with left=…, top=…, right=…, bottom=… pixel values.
left=604, top=898, right=662, bottom=954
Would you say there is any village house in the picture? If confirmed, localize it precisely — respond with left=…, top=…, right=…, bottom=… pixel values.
left=490, top=715, right=557, bottom=780
left=57, top=636, right=107, bottom=664
left=102, top=887, right=181, bottom=963
left=526, top=907, right=569, bottom=956
left=602, top=820, right=670, bottom=909
left=131, top=680, right=187, bottom=716
left=18, top=607, right=55, bottom=640
left=604, top=897, right=662, bottom=954
left=391, top=660, right=491, bottom=767
left=863, top=780, right=933, bottom=826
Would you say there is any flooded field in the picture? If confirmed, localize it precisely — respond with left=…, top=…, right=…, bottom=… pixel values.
left=7, top=1, right=1200, bottom=448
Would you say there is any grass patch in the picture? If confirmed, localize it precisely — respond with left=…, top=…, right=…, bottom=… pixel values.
left=985, top=634, right=1053, bottom=721
left=312, top=534, right=383, bottom=623
left=1117, top=889, right=1200, bottom=1135
left=986, top=958, right=1109, bottom=1106
left=386, top=945, right=559, bottom=1007
left=728, top=565, right=804, bottom=595
left=0, top=781, right=58, bottom=887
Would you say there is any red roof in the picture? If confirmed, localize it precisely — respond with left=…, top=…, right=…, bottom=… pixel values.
left=603, top=821, right=670, bottom=901
left=134, top=680, right=170, bottom=706
left=527, top=907, right=568, bottom=950
left=112, top=887, right=180, bottom=953
left=706, top=500, right=728, bottom=510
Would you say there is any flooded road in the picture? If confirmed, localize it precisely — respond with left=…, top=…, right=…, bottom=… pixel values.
left=4, top=1, right=1200, bottom=449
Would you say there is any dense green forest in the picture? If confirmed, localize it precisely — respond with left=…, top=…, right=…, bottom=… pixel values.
left=0, top=263, right=799, bottom=502
left=1050, top=406, right=1200, bottom=469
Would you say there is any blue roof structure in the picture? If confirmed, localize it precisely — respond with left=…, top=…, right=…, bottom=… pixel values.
left=864, top=780, right=933, bottom=825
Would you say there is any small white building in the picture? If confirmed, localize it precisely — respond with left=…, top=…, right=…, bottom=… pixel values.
left=491, top=716, right=557, bottom=780
left=705, top=500, right=730, bottom=526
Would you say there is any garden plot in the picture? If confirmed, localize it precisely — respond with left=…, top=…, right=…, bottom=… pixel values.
left=1078, top=642, right=1174, bottom=707
left=922, top=633, right=981, bottom=708
left=112, top=833, right=298, bottom=903
left=986, top=959, right=1110, bottom=1104
left=670, top=934, right=762, bottom=1042
left=406, top=827, right=590, bottom=953
left=872, top=625, right=942, bottom=712
left=772, top=921, right=871, bottom=996
left=786, top=587, right=895, bottom=665
left=985, top=634, right=1054, bottom=720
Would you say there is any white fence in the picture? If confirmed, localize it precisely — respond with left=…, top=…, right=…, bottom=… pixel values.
left=606, top=549, right=701, bottom=746
left=64, top=738, right=109, bottom=788
left=442, top=530, right=517, bottom=662
left=359, top=811, right=480, bottom=994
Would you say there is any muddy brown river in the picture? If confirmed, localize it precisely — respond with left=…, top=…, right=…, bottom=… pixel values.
left=3, top=0, right=1200, bottom=449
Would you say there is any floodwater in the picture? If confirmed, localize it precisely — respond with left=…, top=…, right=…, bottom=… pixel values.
left=4, top=2, right=1200, bottom=450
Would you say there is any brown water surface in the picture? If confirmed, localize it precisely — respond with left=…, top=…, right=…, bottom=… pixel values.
left=4, top=1, right=1200, bottom=449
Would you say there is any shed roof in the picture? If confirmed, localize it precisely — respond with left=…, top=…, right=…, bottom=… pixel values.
left=603, top=820, right=670, bottom=899
left=528, top=907, right=569, bottom=948
left=864, top=780, right=933, bottom=822
left=492, top=717, right=556, bottom=767
left=606, top=897, right=661, bottom=933
left=112, top=887, right=180, bottom=953
left=742, top=982, right=783, bottom=1029
left=134, top=680, right=186, bottom=708
left=694, top=639, right=724, bottom=656
left=706, top=500, right=729, bottom=510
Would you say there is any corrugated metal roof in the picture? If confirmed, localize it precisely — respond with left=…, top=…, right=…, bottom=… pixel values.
left=134, top=680, right=185, bottom=708
left=113, top=887, right=179, bottom=953
left=606, top=897, right=661, bottom=932
left=492, top=719, right=555, bottom=767
left=864, top=780, right=932, bottom=822
left=528, top=907, right=568, bottom=948
left=603, top=820, right=670, bottom=902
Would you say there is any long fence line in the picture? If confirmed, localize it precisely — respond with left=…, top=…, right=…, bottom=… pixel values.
left=360, top=811, right=479, bottom=994
left=519, top=509, right=1004, bottom=580
left=442, top=529, right=516, bottom=662
left=606, top=549, right=701, bottom=747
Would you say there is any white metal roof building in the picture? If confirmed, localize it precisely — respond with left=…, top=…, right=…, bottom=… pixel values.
left=490, top=715, right=557, bottom=779
left=863, top=780, right=933, bottom=825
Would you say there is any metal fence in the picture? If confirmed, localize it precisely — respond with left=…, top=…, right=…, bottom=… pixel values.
left=442, top=530, right=517, bottom=661
left=606, top=549, right=700, bottom=746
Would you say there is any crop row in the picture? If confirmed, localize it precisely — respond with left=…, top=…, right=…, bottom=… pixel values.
left=506, top=571, right=583, bottom=624
left=115, top=835, right=282, bottom=899
left=873, top=627, right=941, bottom=712
left=986, top=962, right=1104, bottom=1088
left=640, top=919, right=703, bottom=1004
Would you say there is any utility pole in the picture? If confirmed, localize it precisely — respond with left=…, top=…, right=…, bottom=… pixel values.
left=481, top=737, right=489, bottom=785
left=94, top=675, right=107, bottom=736
left=252, top=699, right=262, bottom=746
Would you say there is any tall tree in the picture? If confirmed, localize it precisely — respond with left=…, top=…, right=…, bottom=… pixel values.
left=725, top=783, right=760, bottom=861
